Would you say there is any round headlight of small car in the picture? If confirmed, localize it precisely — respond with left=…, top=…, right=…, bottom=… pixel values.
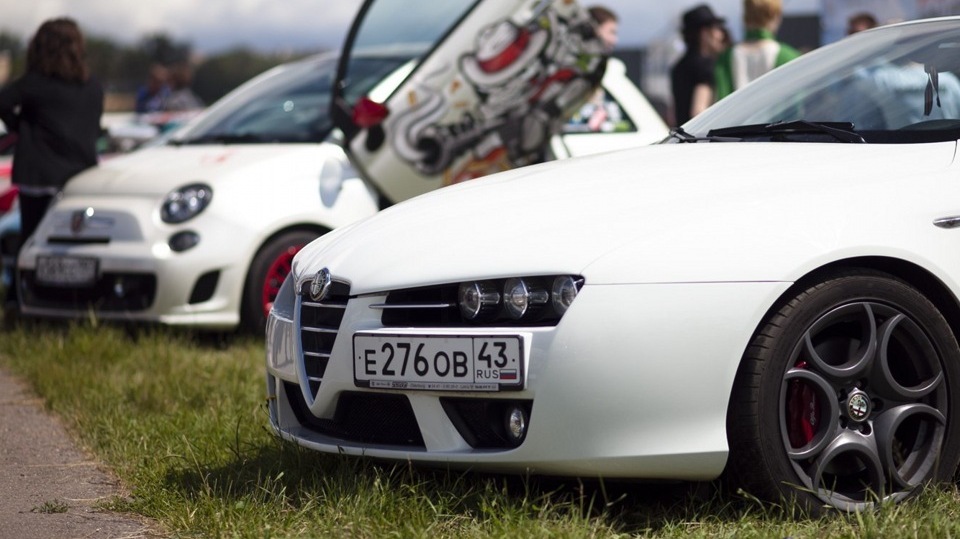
left=161, top=183, right=212, bottom=224
left=458, top=281, right=500, bottom=320
left=504, top=278, right=548, bottom=319
left=551, top=276, right=579, bottom=316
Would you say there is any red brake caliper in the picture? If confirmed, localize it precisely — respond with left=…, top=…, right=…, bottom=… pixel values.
left=787, top=360, right=819, bottom=448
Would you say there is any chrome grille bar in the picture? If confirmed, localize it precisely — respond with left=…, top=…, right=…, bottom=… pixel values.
left=369, top=302, right=454, bottom=310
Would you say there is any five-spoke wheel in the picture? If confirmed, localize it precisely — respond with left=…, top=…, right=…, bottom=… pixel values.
left=728, top=272, right=960, bottom=513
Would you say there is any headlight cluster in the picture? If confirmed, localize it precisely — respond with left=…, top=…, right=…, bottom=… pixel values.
left=458, top=275, right=582, bottom=322
left=161, top=183, right=212, bottom=224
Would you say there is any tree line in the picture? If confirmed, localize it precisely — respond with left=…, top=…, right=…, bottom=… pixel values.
left=0, top=30, right=320, bottom=109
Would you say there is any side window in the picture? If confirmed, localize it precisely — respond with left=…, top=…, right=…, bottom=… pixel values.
left=563, top=87, right=636, bottom=134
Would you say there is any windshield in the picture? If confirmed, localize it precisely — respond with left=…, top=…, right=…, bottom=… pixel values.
left=174, top=56, right=336, bottom=144
left=684, top=19, right=960, bottom=143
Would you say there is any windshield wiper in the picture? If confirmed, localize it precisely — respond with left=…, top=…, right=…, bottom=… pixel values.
left=707, top=121, right=866, bottom=143
left=667, top=126, right=740, bottom=143
left=170, top=133, right=267, bottom=145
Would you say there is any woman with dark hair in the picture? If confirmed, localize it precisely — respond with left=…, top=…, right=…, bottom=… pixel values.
left=0, top=18, right=103, bottom=308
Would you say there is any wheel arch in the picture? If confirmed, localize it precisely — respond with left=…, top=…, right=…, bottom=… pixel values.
left=238, top=223, right=332, bottom=320
left=247, top=223, right=332, bottom=269
left=786, top=257, right=960, bottom=343
left=729, top=255, right=960, bottom=441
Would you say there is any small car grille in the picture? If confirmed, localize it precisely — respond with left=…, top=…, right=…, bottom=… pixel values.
left=283, top=383, right=425, bottom=447
left=298, top=279, right=350, bottom=398
left=20, top=271, right=156, bottom=312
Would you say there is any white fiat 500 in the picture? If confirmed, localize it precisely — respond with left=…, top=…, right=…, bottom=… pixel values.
left=268, top=17, right=960, bottom=513
left=15, top=0, right=665, bottom=331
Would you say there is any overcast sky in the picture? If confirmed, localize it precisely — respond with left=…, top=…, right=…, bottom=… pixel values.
left=1, top=0, right=825, bottom=54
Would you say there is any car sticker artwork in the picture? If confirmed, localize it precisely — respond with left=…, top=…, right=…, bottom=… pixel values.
left=389, top=0, right=607, bottom=186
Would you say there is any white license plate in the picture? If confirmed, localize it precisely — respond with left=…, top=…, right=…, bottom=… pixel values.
left=354, top=333, right=523, bottom=391
left=35, top=256, right=98, bottom=287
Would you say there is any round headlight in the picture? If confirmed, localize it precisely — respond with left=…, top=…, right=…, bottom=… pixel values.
left=161, top=183, right=212, bottom=224
left=551, top=276, right=579, bottom=316
left=504, top=278, right=548, bottom=319
left=458, top=281, right=500, bottom=320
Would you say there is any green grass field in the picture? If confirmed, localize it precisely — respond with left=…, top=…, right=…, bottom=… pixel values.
left=3, top=320, right=960, bottom=537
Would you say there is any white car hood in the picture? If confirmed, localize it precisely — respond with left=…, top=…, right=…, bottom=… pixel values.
left=297, top=141, right=958, bottom=293
left=64, top=144, right=337, bottom=197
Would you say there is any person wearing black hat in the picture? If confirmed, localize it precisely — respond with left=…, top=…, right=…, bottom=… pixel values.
left=670, top=4, right=727, bottom=126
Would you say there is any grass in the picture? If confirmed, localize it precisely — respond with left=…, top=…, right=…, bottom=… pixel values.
left=4, top=319, right=960, bottom=537
left=32, top=499, right=69, bottom=514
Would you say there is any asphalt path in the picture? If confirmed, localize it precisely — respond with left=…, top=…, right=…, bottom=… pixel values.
left=0, top=367, right=157, bottom=538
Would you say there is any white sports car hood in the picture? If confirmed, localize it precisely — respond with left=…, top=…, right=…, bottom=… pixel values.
left=64, top=144, right=340, bottom=197
left=296, top=141, right=957, bottom=293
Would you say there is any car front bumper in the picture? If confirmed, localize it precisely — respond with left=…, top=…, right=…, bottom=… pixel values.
left=266, top=279, right=791, bottom=480
left=17, top=194, right=252, bottom=328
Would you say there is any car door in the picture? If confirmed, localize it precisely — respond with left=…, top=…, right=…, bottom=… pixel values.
left=331, top=0, right=608, bottom=204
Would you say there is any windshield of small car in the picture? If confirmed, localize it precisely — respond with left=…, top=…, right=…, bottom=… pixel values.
left=682, top=20, right=960, bottom=143
left=171, top=54, right=410, bottom=145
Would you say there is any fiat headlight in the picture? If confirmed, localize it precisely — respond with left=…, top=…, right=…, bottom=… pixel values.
left=161, top=183, right=212, bottom=224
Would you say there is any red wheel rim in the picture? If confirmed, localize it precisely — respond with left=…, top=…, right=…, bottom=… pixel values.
left=261, top=243, right=305, bottom=318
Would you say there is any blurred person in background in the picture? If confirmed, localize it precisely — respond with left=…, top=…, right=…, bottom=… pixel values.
left=574, top=5, right=620, bottom=132
left=164, top=63, right=203, bottom=112
left=135, top=63, right=170, bottom=114
left=847, top=12, right=878, bottom=35
left=589, top=5, right=619, bottom=53
left=0, top=17, right=103, bottom=310
left=671, top=4, right=727, bottom=125
left=714, top=0, right=801, bottom=100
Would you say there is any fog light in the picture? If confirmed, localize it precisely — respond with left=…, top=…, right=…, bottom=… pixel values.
left=169, top=231, right=200, bottom=252
left=459, top=281, right=500, bottom=320
left=505, top=405, right=528, bottom=446
left=504, top=278, right=548, bottom=319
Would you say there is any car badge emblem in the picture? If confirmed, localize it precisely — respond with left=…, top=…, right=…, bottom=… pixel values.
left=310, top=268, right=332, bottom=302
left=70, top=208, right=94, bottom=234
left=847, top=392, right=870, bottom=422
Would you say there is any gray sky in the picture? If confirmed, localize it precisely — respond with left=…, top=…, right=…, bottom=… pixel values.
left=0, top=0, right=824, bottom=53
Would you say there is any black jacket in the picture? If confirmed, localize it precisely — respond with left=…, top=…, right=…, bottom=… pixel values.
left=0, top=71, right=103, bottom=190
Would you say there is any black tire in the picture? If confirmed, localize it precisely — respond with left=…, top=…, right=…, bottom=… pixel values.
left=241, top=230, right=319, bottom=334
left=726, top=271, right=960, bottom=514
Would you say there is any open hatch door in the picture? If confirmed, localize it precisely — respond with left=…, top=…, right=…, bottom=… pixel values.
left=331, top=0, right=608, bottom=204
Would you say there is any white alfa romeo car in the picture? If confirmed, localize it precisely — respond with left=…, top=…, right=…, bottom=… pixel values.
left=267, top=17, right=960, bottom=512
left=14, top=0, right=665, bottom=331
